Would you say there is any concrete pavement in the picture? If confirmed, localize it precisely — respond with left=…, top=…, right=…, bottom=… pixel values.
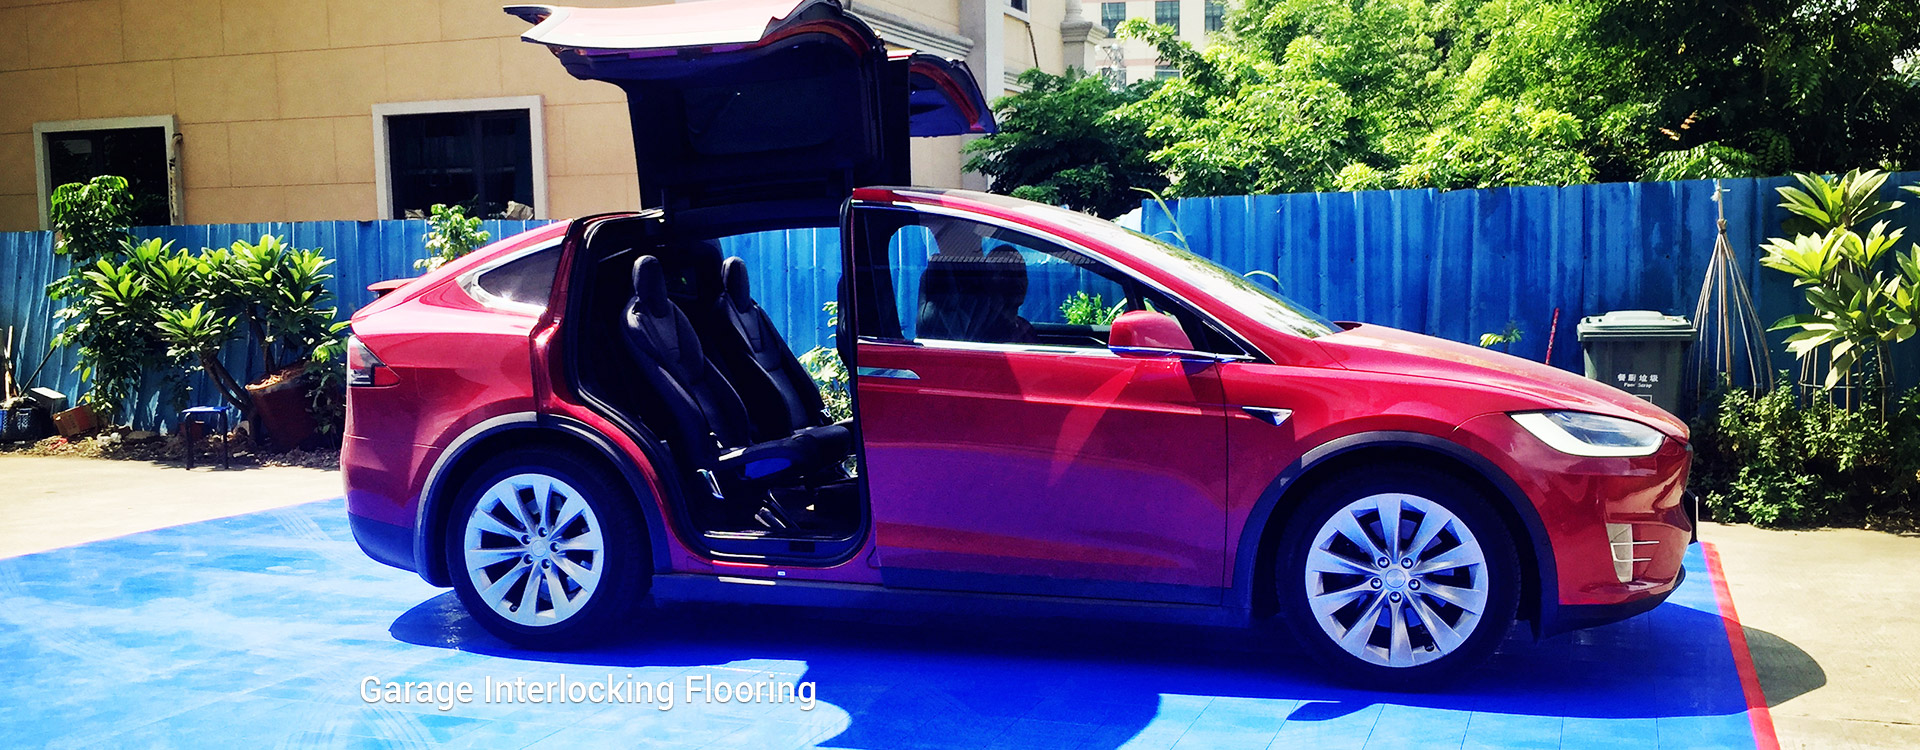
left=0, top=455, right=342, bottom=557
left=1704, top=522, right=1920, bottom=749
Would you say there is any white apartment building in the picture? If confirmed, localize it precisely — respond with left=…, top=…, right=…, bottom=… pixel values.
left=1087, top=0, right=1227, bottom=83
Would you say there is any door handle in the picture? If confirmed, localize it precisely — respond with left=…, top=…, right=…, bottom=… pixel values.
left=856, top=367, right=920, bottom=380
left=1240, top=406, right=1292, bottom=426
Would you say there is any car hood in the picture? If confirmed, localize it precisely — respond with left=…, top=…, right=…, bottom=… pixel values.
left=1314, top=324, right=1689, bottom=437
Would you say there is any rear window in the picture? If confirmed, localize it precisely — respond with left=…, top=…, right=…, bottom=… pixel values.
left=472, top=243, right=561, bottom=310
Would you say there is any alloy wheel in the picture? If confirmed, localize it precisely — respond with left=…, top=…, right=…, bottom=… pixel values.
left=1302, top=492, right=1490, bottom=668
left=461, top=473, right=606, bottom=627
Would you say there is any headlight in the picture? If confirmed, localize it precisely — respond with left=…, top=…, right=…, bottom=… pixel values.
left=1510, top=411, right=1664, bottom=457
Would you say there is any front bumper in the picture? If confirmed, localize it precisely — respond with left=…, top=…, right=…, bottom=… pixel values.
left=1453, top=413, right=1694, bottom=634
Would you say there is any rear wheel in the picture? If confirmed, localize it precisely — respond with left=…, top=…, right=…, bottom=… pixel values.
left=1277, top=467, right=1520, bottom=689
left=444, top=449, right=649, bottom=648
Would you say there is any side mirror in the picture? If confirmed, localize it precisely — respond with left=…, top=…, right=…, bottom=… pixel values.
left=1108, top=310, right=1193, bottom=355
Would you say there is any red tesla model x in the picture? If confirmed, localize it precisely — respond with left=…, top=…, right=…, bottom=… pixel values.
left=342, top=0, right=1693, bottom=687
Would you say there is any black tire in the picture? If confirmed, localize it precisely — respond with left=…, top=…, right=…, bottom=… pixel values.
left=443, top=448, right=650, bottom=649
left=1276, top=466, right=1520, bottom=690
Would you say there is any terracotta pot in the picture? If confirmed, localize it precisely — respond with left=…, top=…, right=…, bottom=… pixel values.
left=246, top=365, right=316, bottom=449
left=51, top=404, right=99, bottom=438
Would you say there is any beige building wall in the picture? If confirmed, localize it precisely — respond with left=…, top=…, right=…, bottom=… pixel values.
left=0, top=0, right=1085, bottom=232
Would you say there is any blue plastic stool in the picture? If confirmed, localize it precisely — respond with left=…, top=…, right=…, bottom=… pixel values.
left=178, top=406, right=231, bottom=470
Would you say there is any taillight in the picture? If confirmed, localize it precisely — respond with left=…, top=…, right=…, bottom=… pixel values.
left=346, top=336, right=398, bottom=387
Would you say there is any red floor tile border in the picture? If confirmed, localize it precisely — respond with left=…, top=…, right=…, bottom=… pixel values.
left=1702, top=541, right=1781, bottom=750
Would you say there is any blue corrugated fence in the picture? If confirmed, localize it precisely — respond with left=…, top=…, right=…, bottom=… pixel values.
left=1141, top=174, right=1920, bottom=385
left=6, top=173, right=1919, bottom=430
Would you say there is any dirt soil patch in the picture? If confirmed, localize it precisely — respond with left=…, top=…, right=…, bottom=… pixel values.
left=0, top=430, right=339, bottom=469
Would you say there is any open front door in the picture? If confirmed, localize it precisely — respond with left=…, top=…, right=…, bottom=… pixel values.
left=843, top=200, right=1230, bottom=604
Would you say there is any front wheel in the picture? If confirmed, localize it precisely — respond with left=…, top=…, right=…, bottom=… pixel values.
left=1277, top=468, right=1520, bottom=690
left=444, top=449, right=649, bottom=648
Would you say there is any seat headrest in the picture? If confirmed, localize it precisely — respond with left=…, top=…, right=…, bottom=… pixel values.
left=986, top=245, right=1027, bottom=298
left=631, top=255, right=672, bottom=317
left=664, top=239, right=724, bottom=304
left=722, top=256, right=751, bottom=308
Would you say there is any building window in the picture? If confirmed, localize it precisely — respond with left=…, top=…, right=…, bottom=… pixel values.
left=373, top=96, right=548, bottom=220
left=1205, top=0, right=1226, bottom=32
left=1101, top=2, right=1126, bottom=33
left=1008, top=0, right=1028, bottom=12
left=1155, top=0, right=1180, bottom=33
left=34, top=116, right=180, bottom=228
left=1155, top=66, right=1181, bottom=80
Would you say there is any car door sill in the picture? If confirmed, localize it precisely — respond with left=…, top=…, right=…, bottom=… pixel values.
left=649, top=574, right=1250, bottom=628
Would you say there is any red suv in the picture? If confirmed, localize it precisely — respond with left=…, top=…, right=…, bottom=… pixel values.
left=343, top=0, right=1693, bottom=687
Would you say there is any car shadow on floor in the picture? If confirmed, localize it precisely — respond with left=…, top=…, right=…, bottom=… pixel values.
left=391, top=588, right=1822, bottom=749
left=1744, top=625, right=1827, bottom=708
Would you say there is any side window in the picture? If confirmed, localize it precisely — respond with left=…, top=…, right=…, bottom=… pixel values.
left=470, top=243, right=561, bottom=310
left=852, top=208, right=1236, bottom=352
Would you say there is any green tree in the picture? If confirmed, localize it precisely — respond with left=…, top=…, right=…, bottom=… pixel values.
left=1584, top=0, right=1920, bottom=177
left=1103, top=0, right=1919, bottom=196
left=964, top=68, right=1169, bottom=218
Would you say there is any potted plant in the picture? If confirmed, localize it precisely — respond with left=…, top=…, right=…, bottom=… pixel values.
left=155, top=235, right=341, bottom=449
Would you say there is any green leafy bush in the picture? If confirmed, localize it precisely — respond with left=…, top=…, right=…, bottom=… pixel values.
left=1759, top=170, right=1918, bottom=393
left=797, top=302, right=851, bottom=424
left=416, top=204, right=490, bottom=272
left=1059, top=291, right=1126, bottom=326
left=1690, top=382, right=1920, bottom=529
left=46, top=176, right=150, bottom=414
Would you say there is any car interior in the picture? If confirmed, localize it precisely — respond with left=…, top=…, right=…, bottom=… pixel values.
left=566, top=215, right=864, bottom=562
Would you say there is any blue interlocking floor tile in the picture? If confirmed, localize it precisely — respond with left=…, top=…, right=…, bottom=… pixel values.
left=0, top=498, right=1773, bottom=749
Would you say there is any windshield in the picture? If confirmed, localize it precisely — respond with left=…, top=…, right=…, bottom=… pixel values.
left=1025, top=205, right=1340, bottom=339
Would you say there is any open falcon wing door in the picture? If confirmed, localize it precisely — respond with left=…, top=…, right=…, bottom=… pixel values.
left=508, top=0, right=996, bottom=232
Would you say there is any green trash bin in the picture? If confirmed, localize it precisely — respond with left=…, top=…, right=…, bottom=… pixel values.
left=1577, top=310, right=1696, bottom=415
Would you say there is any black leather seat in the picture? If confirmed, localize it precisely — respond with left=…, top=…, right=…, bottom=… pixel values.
left=620, top=256, right=850, bottom=489
left=706, top=256, right=832, bottom=441
left=915, top=243, right=1034, bottom=343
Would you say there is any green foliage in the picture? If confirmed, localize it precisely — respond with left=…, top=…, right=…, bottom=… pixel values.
left=1585, top=0, right=1920, bottom=179
left=56, top=233, right=342, bottom=436
left=1759, top=170, right=1919, bottom=391
left=416, top=204, right=491, bottom=272
left=1110, top=0, right=1610, bottom=195
left=52, top=239, right=186, bottom=414
left=964, top=69, right=1168, bottom=219
left=45, top=176, right=144, bottom=412
left=303, top=322, right=352, bottom=441
left=48, top=176, right=134, bottom=266
left=1477, top=321, right=1523, bottom=350
left=797, top=302, right=851, bottom=424
left=1690, top=383, right=1920, bottom=528
left=1097, top=0, right=1920, bottom=197
left=1060, top=291, right=1127, bottom=326
left=1640, top=142, right=1764, bottom=182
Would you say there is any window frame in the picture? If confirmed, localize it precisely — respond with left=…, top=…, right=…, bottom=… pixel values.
left=1154, top=0, right=1181, bottom=33
left=32, top=115, right=181, bottom=229
left=1100, top=2, right=1127, bottom=33
left=372, top=96, right=549, bottom=221
left=1205, top=0, right=1226, bottom=32
left=848, top=202, right=1258, bottom=361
